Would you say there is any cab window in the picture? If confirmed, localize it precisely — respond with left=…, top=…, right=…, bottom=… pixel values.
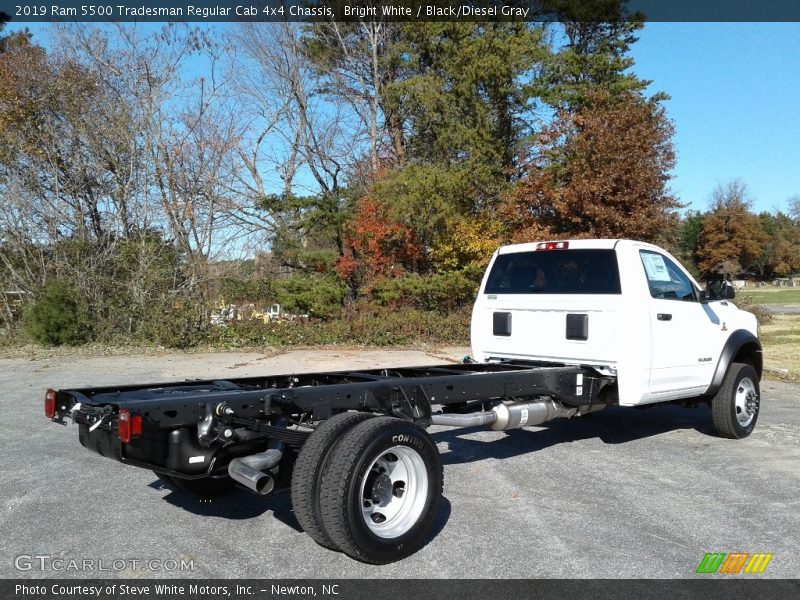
left=640, top=250, right=696, bottom=301
left=484, top=249, right=621, bottom=295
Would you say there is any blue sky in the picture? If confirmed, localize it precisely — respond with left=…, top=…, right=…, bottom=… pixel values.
left=10, top=21, right=800, bottom=215
left=630, top=22, right=800, bottom=214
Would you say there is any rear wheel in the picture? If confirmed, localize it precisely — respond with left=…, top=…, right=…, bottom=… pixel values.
left=710, top=362, right=760, bottom=439
left=318, top=417, right=443, bottom=564
left=291, top=412, right=374, bottom=549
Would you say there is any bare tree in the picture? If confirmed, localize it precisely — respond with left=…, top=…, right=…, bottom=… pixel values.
left=304, top=20, right=404, bottom=169
left=789, top=195, right=800, bottom=221
left=708, top=179, right=753, bottom=212
left=0, top=23, right=250, bottom=330
left=231, top=23, right=360, bottom=262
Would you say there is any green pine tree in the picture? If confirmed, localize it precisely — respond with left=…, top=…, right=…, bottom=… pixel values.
left=538, top=0, right=663, bottom=109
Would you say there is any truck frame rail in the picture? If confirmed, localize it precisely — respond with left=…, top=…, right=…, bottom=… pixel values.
left=47, top=361, right=615, bottom=497
left=52, top=361, right=615, bottom=429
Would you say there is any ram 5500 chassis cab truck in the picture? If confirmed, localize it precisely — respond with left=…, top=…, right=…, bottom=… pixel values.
left=45, top=239, right=762, bottom=564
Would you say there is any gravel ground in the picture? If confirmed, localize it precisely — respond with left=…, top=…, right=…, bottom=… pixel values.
left=1, top=348, right=798, bottom=579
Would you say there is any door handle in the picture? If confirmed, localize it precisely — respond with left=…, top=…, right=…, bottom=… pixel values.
left=657, top=313, right=672, bottom=321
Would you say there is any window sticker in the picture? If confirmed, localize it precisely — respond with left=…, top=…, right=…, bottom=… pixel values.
left=642, top=253, right=671, bottom=282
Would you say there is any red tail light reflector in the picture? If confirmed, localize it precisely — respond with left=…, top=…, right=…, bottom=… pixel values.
left=117, top=409, right=142, bottom=443
left=536, top=241, right=569, bottom=250
left=45, top=389, right=57, bottom=418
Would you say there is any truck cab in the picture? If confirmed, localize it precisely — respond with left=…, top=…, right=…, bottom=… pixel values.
left=471, top=239, right=761, bottom=406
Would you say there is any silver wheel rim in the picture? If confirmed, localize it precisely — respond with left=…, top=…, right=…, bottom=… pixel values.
left=359, top=445, right=429, bottom=539
left=735, top=377, right=758, bottom=427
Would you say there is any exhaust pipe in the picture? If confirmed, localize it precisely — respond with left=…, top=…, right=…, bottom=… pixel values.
left=429, top=412, right=497, bottom=428
left=431, top=399, right=597, bottom=431
left=227, top=447, right=282, bottom=495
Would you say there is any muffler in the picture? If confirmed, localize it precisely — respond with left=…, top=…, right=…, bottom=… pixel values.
left=227, top=447, right=282, bottom=495
left=490, top=399, right=577, bottom=430
left=431, top=399, right=595, bottom=431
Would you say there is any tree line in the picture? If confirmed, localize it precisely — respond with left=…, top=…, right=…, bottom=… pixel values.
left=671, top=180, right=800, bottom=281
left=0, top=10, right=798, bottom=347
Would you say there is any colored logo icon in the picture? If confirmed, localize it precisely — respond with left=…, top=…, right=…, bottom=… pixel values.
left=696, top=552, right=773, bottom=574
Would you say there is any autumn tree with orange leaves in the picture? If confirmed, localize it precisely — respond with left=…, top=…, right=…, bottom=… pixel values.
left=503, top=90, right=679, bottom=243
left=336, top=194, right=424, bottom=294
left=696, top=181, right=770, bottom=279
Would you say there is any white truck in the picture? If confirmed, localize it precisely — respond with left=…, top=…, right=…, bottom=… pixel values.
left=472, top=239, right=760, bottom=417
left=46, top=239, right=761, bottom=564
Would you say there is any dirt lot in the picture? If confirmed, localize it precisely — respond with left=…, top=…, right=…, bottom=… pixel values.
left=1, top=348, right=798, bottom=578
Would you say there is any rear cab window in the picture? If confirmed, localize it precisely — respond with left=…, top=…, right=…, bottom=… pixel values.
left=484, top=249, right=622, bottom=295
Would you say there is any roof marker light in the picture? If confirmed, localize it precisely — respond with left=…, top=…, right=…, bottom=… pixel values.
left=536, top=241, right=569, bottom=250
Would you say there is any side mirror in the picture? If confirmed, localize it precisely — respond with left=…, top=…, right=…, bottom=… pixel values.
left=706, top=280, right=736, bottom=301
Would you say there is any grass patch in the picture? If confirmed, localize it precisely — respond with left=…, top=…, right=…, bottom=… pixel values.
left=739, top=287, right=800, bottom=305
left=759, top=314, right=800, bottom=380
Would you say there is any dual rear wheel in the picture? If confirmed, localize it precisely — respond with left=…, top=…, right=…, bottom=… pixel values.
left=291, top=413, right=443, bottom=564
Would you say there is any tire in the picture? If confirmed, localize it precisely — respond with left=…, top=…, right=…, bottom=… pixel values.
left=291, top=412, right=375, bottom=549
left=318, top=417, right=443, bottom=564
left=153, top=471, right=235, bottom=498
left=710, top=362, right=760, bottom=439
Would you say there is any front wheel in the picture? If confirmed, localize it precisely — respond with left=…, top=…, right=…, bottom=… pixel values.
left=318, top=417, right=443, bottom=564
left=710, top=362, right=760, bottom=439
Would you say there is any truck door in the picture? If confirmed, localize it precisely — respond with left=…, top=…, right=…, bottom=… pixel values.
left=639, top=249, right=718, bottom=396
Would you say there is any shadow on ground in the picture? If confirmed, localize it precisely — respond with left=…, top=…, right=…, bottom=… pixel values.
left=149, top=479, right=452, bottom=549
left=434, top=403, right=715, bottom=466
left=144, top=403, right=710, bottom=552
left=150, top=478, right=301, bottom=531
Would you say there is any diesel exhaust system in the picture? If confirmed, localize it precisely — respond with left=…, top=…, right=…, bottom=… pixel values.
left=431, top=399, right=603, bottom=431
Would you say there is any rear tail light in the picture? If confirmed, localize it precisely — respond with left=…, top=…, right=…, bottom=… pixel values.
left=45, top=389, right=57, bottom=418
left=536, top=241, right=569, bottom=250
left=117, top=408, right=142, bottom=443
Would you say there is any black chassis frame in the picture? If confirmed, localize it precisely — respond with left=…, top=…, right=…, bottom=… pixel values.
left=52, top=361, right=615, bottom=482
